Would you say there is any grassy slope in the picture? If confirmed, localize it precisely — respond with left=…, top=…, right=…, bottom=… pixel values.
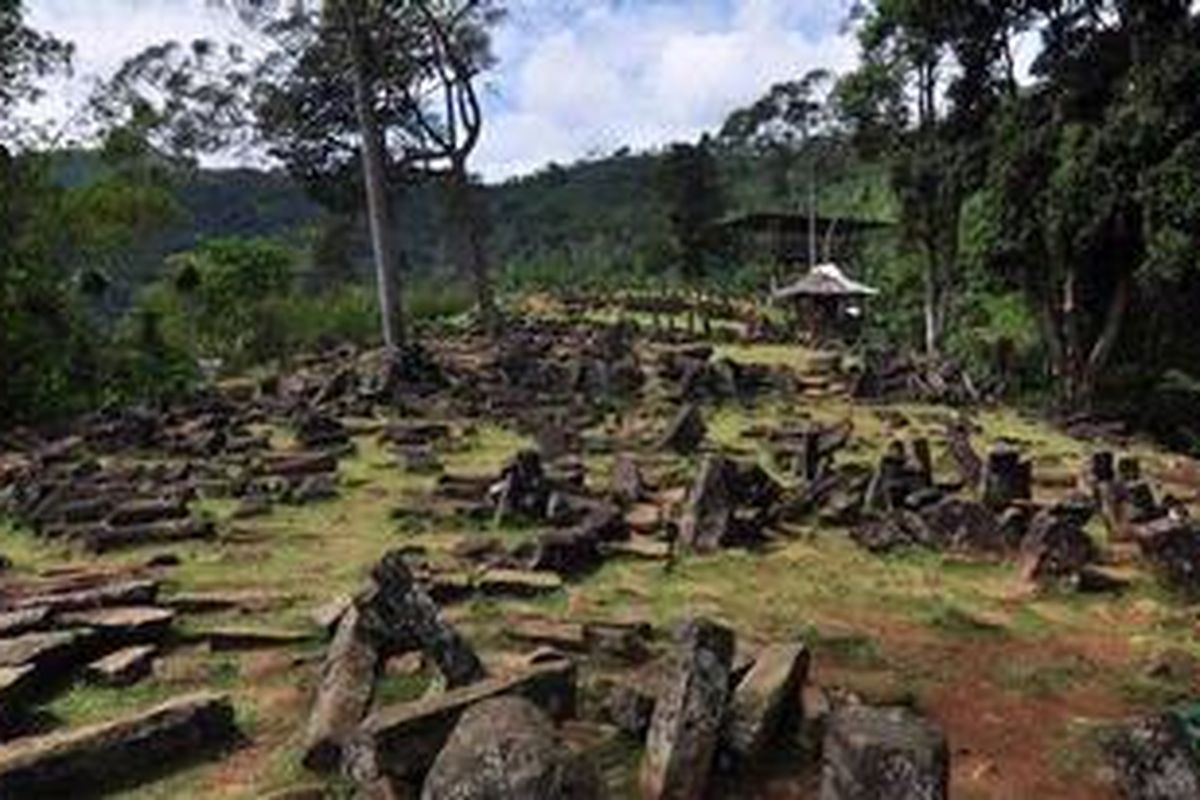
left=1, top=342, right=1197, bottom=799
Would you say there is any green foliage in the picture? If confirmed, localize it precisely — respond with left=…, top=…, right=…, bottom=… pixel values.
left=0, top=141, right=195, bottom=425
left=657, top=138, right=727, bottom=281
left=151, top=235, right=297, bottom=368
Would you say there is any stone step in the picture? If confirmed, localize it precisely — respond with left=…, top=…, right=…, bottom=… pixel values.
left=479, top=570, right=564, bottom=598
left=197, top=627, right=315, bottom=651
left=59, top=606, right=175, bottom=645
left=84, top=645, right=157, bottom=688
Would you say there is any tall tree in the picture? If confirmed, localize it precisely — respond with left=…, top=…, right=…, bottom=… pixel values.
left=658, top=136, right=725, bottom=287
left=401, top=0, right=504, bottom=336
left=138, top=0, right=504, bottom=346
left=720, top=69, right=835, bottom=268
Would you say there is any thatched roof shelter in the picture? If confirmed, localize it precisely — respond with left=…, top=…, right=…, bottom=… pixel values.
left=772, top=263, right=879, bottom=300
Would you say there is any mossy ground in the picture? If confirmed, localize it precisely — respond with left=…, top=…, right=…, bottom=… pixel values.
left=2, top=338, right=1199, bottom=799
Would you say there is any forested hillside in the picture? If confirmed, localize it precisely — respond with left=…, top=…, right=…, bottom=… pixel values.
left=69, top=144, right=893, bottom=300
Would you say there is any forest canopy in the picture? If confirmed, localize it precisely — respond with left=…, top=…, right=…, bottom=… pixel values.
left=3, top=0, right=1200, bottom=452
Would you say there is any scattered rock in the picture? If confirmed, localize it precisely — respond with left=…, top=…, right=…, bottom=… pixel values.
left=1105, top=712, right=1200, bottom=800
left=421, top=696, right=603, bottom=800
left=84, top=645, right=156, bottom=687
left=163, top=590, right=294, bottom=614
left=604, top=536, right=670, bottom=561
left=10, top=579, right=159, bottom=614
left=200, top=627, right=314, bottom=651
left=1136, top=518, right=1200, bottom=595
left=602, top=681, right=656, bottom=739
left=0, top=691, right=238, bottom=797
left=0, top=629, right=96, bottom=672
left=479, top=569, right=565, bottom=598
left=106, top=498, right=189, bottom=527
left=820, top=705, right=949, bottom=800
left=60, top=606, right=175, bottom=645
left=0, top=665, right=37, bottom=722
left=0, top=607, right=53, bottom=638
left=639, top=617, right=735, bottom=800
left=1018, top=509, right=1098, bottom=584
left=726, top=641, right=810, bottom=763
left=81, top=518, right=216, bottom=553
left=346, top=660, right=576, bottom=785
left=505, top=619, right=587, bottom=652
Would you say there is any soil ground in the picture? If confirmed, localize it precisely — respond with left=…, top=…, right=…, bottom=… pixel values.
left=3, top=303, right=1200, bottom=799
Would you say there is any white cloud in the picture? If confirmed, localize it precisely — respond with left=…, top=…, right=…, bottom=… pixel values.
left=20, top=0, right=860, bottom=180
left=20, top=0, right=259, bottom=145
left=477, top=0, right=858, bottom=180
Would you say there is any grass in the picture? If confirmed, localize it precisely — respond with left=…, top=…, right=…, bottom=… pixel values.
left=8, top=334, right=1200, bottom=799
left=994, top=655, right=1099, bottom=699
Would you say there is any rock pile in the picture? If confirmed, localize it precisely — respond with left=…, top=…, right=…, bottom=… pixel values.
left=0, top=566, right=248, bottom=795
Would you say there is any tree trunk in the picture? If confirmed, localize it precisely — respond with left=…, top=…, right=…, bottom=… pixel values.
left=1060, top=268, right=1085, bottom=409
left=921, top=229, right=942, bottom=359
left=1078, top=275, right=1132, bottom=411
left=446, top=159, right=499, bottom=337
left=346, top=4, right=405, bottom=350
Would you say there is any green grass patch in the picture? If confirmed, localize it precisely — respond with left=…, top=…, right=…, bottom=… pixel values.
left=923, top=600, right=1008, bottom=637
left=995, top=655, right=1098, bottom=699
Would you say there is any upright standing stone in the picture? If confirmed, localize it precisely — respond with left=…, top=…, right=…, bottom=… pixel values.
left=359, top=552, right=485, bottom=688
left=301, top=606, right=381, bottom=773
left=658, top=405, right=706, bottom=455
left=639, top=617, right=734, bottom=800
left=820, top=706, right=949, bottom=800
left=911, top=438, right=934, bottom=486
left=944, top=420, right=982, bottom=488
left=612, top=453, right=646, bottom=505
left=677, top=456, right=735, bottom=553
left=981, top=446, right=1032, bottom=510
left=726, top=642, right=810, bottom=763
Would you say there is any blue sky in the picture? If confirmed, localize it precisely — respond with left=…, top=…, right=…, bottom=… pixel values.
left=24, top=0, right=859, bottom=180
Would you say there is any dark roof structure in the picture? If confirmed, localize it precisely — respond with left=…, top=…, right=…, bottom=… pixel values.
left=716, top=211, right=894, bottom=234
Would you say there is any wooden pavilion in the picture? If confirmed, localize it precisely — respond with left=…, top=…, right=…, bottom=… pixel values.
left=772, top=263, right=879, bottom=342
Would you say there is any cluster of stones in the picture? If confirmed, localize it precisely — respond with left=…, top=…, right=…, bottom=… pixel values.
left=0, top=556, right=325, bottom=795
left=853, top=349, right=984, bottom=405
left=301, top=556, right=952, bottom=800
left=745, top=409, right=1200, bottom=597
left=0, top=567, right=248, bottom=795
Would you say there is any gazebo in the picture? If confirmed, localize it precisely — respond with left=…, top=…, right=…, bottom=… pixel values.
left=772, top=263, right=879, bottom=342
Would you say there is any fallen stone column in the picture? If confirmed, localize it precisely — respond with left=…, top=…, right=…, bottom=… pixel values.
left=345, top=660, right=576, bottom=787
left=0, top=691, right=238, bottom=797
left=79, top=518, right=216, bottom=553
